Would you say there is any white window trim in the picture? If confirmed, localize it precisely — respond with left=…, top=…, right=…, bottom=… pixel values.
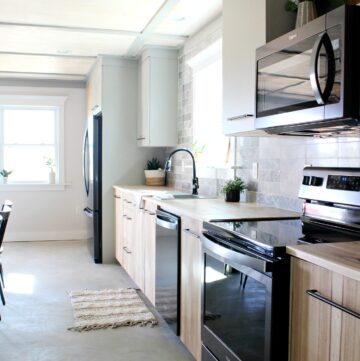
left=0, top=95, right=67, bottom=190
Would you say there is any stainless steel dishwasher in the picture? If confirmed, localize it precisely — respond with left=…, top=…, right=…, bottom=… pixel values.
left=155, top=209, right=181, bottom=335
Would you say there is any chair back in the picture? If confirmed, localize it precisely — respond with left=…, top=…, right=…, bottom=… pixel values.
left=0, top=208, right=11, bottom=248
left=2, top=200, right=13, bottom=210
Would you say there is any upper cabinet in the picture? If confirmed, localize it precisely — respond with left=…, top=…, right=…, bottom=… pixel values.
left=85, top=59, right=102, bottom=118
left=137, top=48, right=178, bottom=147
left=222, top=0, right=296, bottom=135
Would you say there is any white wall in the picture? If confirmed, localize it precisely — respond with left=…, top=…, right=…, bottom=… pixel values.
left=0, top=80, right=88, bottom=242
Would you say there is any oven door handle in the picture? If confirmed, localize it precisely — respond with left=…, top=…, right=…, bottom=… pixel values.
left=201, top=233, right=273, bottom=273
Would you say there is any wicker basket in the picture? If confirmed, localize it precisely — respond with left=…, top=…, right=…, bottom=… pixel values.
left=144, top=169, right=165, bottom=186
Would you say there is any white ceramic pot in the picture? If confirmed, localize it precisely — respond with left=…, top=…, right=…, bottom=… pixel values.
left=144, top=169, right=165, bottom=186
left=3, top=177, right=8, bottom=184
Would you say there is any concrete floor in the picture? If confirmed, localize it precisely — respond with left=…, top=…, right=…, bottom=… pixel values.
left=0, top=240, right=194, bottom=361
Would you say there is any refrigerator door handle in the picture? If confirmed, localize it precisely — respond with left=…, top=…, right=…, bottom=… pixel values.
left=83, top=207, right=94, bottom=218
left=83, top=128, right=90, bottom=196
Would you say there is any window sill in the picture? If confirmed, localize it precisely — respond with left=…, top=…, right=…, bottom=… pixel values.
left=0, top=183, right=71, bottom=191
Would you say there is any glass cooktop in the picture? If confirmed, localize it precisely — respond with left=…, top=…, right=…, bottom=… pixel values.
left=205, top=218, right=304, bottom=258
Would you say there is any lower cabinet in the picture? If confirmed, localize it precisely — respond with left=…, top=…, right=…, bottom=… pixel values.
left=180, top=216, right=203, bottom=361
left=143, top=201, right=157, bottom=305
left=290, top=258, right=360, bottom=361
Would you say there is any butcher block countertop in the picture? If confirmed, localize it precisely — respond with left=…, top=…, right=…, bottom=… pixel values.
left=113, top=185, right=300, bottom=221
left=287, top=242, right=360, bottom=282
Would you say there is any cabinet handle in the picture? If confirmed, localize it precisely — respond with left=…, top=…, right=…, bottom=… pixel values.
left=227, top=114, right=254, bottom=121
left=123, top=246, right=132, bottom=254
left=184, top=228, right=200, bottom=239
left=126, top=216, right=132, bottom=220
left=137, top=137, right=146, bottom=140
left=306, top=289, right=360, bottom=319
left=114, top=195, right=121, bottom=199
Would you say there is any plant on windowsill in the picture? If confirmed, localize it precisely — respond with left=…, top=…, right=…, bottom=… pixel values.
left=191, top=141, right=206, bottom=163
left=0, top=169, right=13, bottom=184
left=144, top=158, right=165, bottom=186
left=220, top=177, right=245, bottom=203
left=44, top=157, right=56, bottom=184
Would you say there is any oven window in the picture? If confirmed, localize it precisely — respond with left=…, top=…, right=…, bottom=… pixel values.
left=204, top=254, right=267, bottom=361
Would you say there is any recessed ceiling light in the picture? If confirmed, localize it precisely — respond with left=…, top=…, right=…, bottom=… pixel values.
left=57, top=49, right=70, bottom=55
left=173, top=15, right=186, bottom=22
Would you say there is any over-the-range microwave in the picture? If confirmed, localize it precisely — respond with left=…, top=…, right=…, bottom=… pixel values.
left=255, top=5, right=360, bottom=136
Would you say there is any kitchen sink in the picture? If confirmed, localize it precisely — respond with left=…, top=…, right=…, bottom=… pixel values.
left=171, top=194, right=215, bottom=200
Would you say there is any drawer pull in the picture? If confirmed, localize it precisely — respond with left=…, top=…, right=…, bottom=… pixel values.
left=184, top=228, right=200, bottom=239
left=137, top=137, right=146, bottom=140
left=114, top=195, right=121, bottom=199
left=227, top=114, right=254, bottom=121
left=306, top=289, right=360, bottom=319
left=126, top=216, right=132, bottom=220
left=123, top=246, right=132, bottom=254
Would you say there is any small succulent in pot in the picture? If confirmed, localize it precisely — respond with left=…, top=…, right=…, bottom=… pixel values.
left=144, top=158, right=165, bottom=186
left=0, top=169, right=14, bottom=184
left=220, top=177, right=245, bottom=202
left=146, top=157, right=161, bottom=170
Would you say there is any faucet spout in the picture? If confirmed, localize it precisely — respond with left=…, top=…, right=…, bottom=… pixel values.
left=165, top=148, right=199, bottom=195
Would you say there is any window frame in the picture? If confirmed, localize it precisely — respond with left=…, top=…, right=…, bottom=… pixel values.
left=0, top=95, right=66, bottom=189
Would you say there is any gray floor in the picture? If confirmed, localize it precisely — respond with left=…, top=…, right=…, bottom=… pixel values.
left=0, top=240, right=194, bottom=361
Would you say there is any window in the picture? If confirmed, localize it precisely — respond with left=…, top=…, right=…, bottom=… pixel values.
left=188, top=40, right=229, bottom=168
left=0, top=96, right=65, bottom=184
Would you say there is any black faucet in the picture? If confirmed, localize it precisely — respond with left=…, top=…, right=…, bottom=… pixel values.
left=164, top=148, right=199, bottom=195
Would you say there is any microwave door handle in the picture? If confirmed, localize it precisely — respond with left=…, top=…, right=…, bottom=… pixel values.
left=310, top=32, right=336, bottom=105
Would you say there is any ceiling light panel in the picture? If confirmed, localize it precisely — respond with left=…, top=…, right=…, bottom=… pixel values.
left=0, top=54, right=94, bottom=75
left=0, top=0, right=166, bottom=32
left=0, top=27, right=136, bottom=56
left=154, top=0, right=222, bottom=36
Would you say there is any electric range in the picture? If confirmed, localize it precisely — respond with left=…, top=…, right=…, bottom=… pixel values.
left=201, top=167, right=360, bottom=361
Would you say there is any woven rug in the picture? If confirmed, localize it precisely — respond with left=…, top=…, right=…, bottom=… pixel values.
left=68, top=288, right=158, bottom=332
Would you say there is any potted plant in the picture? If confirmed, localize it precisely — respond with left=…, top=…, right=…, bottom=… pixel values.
left=220, top=177, right=245, bottom=202
left=144, top=158, right=165, bottom=186
left=0, top=169, right=13, bottom=184
left=44, top=157, right=56, bottom=184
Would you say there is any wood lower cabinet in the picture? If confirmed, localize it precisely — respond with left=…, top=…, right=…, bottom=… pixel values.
left=290, top=258, right=360, bottom=361
left=180, top=216, right=203, bottom=361
left=143, top=201, right=157, bottom=305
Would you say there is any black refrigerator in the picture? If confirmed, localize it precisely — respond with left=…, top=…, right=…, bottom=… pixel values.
left=83, top=111, right=102, bottom=263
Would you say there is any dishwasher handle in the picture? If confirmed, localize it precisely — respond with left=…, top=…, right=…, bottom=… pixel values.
left=156, top=210, right=178, bottom=230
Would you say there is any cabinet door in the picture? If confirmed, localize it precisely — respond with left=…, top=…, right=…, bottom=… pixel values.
left=138, top=56, right=150, bottom=146
left=290, top=258, right=360, bottom=361
left=222, top=0, right=266, bottom=135
left=114, top=193, right=124, bottom=264
left=123, top=204, right=136, bottom=280
left=144, top=201, right=157, bottom=305
left=181, top=216, right=203, bottom=361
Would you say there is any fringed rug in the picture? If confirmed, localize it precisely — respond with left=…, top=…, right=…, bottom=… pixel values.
left=68, top=288, right=158, bottom=332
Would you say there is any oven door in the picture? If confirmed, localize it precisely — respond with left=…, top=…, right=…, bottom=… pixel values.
left=201, top=232, right=289, bottom=361
left=255, top=18, right=342, bottom=131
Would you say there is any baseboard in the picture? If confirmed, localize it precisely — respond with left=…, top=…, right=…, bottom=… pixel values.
left=4, top=230, right=89, bottom=242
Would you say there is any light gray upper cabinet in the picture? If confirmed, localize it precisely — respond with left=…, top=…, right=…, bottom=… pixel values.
left=137, top=48, right=178, bottom=147
left=222, top=0, right=296, bottom=136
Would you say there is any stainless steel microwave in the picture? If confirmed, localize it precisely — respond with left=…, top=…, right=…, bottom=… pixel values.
left=255, top=5, right=360, bottom=136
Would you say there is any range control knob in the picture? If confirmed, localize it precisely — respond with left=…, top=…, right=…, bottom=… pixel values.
left=310, top=176, right=323, bottom=186
left=302, top=176, right=311, bottom=185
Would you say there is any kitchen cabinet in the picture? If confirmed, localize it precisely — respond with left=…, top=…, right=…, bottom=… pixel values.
left=289, top=258, right=360, bottom=361
left=137, top=48, right=178, bottom=147
left=180, top=216, right=202, bottom=361
left=143, top=201, right=157, bottom=305
left=85, top=59, right=102, bottom=118
left=222, top=0, right=296, bottom=135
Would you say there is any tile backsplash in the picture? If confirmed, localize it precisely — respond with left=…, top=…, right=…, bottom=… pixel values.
left=166, top=17, right=360, bottom=212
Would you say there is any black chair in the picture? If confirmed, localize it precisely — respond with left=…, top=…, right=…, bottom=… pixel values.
left=0, top=206, right=12, bottom=307
left=2, top=200, right=13, bottom=210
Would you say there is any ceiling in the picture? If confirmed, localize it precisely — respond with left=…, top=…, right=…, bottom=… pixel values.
left=0, top=0, right=222, bottom=82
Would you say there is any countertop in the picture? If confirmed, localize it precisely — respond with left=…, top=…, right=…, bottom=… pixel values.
left=287, top=242, right=360, bottom=282
left=113, top=185, right=300, bottom=221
